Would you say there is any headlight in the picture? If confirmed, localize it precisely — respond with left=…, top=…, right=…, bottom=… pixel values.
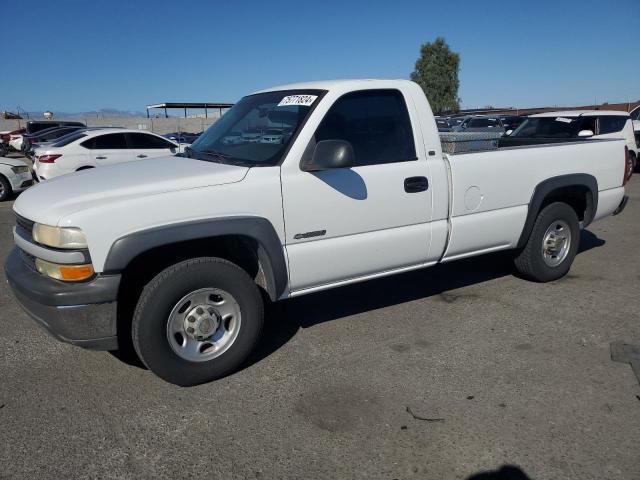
left=11, top=166, right=29, bottom=174
left=35, top=258, right=94, bottom=281
left=32, top=223, right=88, bottom=249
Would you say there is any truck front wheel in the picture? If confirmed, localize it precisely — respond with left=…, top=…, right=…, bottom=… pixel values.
left=132, top=257, right=264, bottom=386
left=514, top=202, right=580, bottom=282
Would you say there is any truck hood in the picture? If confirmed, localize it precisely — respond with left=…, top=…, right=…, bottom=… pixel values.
left=14, top=156, right=249, bottom=224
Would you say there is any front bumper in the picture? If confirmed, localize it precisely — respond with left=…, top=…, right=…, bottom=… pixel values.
left=4, top=248, right=121, bottom=350
left=9, top=171, right=33, bottom=192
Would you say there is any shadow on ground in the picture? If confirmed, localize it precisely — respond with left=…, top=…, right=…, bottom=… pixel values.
left=467, top=464, right=532, bottom=479
left=577, top=229, right=605, bottom=253
left=110, top=230, right=605, bottom=372
left=251, top=229, right=603, bottom=367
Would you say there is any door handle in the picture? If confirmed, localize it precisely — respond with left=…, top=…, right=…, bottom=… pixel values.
left=137, top=154, right=148, bottom=158
left=404, top=176, right=429, bottom=193
left=95, top=156, right=107, bottom=160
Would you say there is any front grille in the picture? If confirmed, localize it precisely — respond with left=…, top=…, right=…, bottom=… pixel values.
left=15, top=213, right=35, bottom=244
left=20, top=249, right=37, bottom=272
left=15, top=213, right=34, bottom=233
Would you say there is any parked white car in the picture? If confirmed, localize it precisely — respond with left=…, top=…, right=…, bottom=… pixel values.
left=630, top=105, right=640, bottom=132
left=32, top=128, right=179, bottom=180
left=0, top=157, right=34, bottom=201
left=7, top=79, right=629, bottom=386
left=631, top=107, right=640, bottom=158
left=509, top=110, right=638, bottom=171
left=8, top=132, right=25, bottom=151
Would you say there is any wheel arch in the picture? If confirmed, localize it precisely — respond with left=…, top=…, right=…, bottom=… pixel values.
left=517, top=174, right=598, bottom=248
left=0, top=172, right=12, bottom=197
left=104, top=217, right=288, bottom=301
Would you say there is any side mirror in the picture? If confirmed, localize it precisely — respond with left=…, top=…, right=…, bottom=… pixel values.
left=505, top=129, right=513, bottom=136
left=578, top=129, right=594, bottom=137
left=302, top=139, right=355, bottom=172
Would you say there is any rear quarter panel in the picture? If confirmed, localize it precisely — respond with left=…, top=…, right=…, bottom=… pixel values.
left=442, top=139, right=625, bottom=261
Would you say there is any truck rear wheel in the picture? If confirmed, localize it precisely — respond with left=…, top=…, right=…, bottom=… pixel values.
left=132, top=257, right=264, bottom=386
left=514, top=202, right=580, bottom=282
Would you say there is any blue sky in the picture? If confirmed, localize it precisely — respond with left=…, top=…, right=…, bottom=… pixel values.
left=3, top=0, right=639, bottom=113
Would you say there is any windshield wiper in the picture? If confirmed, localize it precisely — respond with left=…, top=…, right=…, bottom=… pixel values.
left=189, top=148, right=257, bottom=167
left=193, top=149, right=232, bottom=163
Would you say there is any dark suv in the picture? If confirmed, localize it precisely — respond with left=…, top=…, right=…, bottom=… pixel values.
left=25, top=120, right=85, bottom=135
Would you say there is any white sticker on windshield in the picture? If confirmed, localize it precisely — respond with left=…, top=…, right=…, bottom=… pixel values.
left=277, top=95, right=318, bottom=107
left=555, top=117, right=574, bottom=123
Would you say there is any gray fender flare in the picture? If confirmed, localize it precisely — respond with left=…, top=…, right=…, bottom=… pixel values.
left=103, top=216, right=288, bottom=300
left=517, top=174, right=598, bottom=248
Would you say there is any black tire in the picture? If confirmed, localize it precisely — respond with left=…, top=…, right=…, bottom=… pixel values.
left=630, top=151, right=637, bottom=173
left=514, top=202, right=580, bottom=282
left=132, top=257, right=264, bottom=386
left=0, top=175, right=12, bottom=202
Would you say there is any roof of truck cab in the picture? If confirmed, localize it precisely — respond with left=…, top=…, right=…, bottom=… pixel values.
left=531, top=110, right=630, bottom=118
left=252, top=79, right=416, bottom=94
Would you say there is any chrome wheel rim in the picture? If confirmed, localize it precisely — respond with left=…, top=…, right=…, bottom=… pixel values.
left=166, top=288, right=241, bottom=362
left=0, top=182, right=5, bottom=198
left=541, top=220, right=571, bottom=267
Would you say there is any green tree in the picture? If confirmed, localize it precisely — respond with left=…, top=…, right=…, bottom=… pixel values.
left=410, top=37, right=460, bottom=114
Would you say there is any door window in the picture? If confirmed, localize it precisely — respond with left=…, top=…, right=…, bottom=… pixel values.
left=127, top=132, right=175, bottom=149
left=312, top=89, right=416, bottom=166
left=598, top=116, right=627, bottom=134
left=82, top=133, right=128, bottom=149
left=580, top=117, right=597, bottom=134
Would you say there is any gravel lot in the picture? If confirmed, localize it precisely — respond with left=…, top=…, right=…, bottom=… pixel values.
left=0, top=170, right=638, bottom=480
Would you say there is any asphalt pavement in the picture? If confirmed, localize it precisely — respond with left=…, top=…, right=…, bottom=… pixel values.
left=0, top=173, right=638, bottom=480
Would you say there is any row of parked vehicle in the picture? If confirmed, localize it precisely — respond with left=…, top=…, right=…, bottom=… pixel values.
left=435, top=114, right=526, bottom=133
left=0, top=120, right=204, bottom=200
left=1, top=105, right=638, bottom=202
left=436, top=107, right=640, bottom=172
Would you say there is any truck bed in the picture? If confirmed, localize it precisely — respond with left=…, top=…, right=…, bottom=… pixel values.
left=438, top=138, right=626, bottom=262
left=440, top=131, right=611, bottom=155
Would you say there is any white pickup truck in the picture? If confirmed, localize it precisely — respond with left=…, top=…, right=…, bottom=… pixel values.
left=5, top=80, right=629, bottom=386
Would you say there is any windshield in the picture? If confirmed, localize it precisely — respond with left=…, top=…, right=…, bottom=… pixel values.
left=501, top=116, right=525, bottom=128
left=188, top=89, right=325, bottom=166
left=52, top=131, right=87, bottom=147
left=511, top=116, right=581, bottom=138
left=467, top=118, right=501, bottom=128
left=40, top=127, right=78, bottom=141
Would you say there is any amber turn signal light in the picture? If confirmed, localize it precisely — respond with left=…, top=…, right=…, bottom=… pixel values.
left=35, top=259, right=94, bottom=282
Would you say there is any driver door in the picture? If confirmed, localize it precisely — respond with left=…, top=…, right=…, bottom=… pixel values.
left=281, top=88, right=433, bottom=292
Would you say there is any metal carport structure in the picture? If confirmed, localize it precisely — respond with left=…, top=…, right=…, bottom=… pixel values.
left=146, top=102, right=234, bottom=118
